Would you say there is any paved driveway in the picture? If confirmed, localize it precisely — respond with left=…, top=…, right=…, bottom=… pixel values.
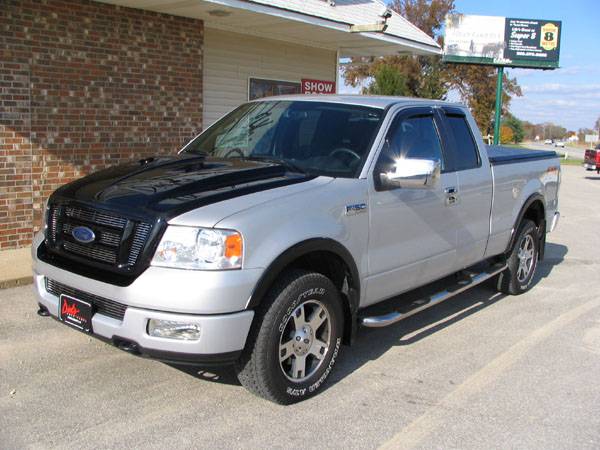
left=1, top=165, right=599, bottom=449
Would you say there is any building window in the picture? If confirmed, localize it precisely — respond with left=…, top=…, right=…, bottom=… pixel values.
left=249, top=78, right=301, bottom=101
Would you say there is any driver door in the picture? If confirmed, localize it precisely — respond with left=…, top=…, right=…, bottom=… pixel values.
left=364, top=107, right=460, bottom=306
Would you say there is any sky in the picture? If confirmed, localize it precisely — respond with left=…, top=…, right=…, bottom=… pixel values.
left=340, top=0, right=600, bottom=131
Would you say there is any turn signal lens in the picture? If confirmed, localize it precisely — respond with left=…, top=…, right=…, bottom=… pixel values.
left=225, top=233, right=243, bottom=259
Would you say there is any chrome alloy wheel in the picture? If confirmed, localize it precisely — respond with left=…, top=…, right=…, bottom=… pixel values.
left=278, top=300, right=331, bottom=382
left=517, top=234, right=535, bottom=282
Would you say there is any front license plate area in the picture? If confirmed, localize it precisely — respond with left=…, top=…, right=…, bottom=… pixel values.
left=59, top=294, right=93, bottom=333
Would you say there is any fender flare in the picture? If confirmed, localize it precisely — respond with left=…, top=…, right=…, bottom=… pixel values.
left=246, top=237, right=361, bottom=315
left=505, top=192, right=546, bottom=255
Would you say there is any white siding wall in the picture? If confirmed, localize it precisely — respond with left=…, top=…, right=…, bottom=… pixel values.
left=203, top=28, right=336, bottom=127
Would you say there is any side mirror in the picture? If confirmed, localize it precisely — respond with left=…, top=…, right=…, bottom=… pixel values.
left=379, top=158, right=440, bottom=190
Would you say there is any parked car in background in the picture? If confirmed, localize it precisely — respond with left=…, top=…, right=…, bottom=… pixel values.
left=584, top=147, right=600, bottom=173
left=544, top=139, right=553, bottom=145
left=32, top=96, right=561, bottom=404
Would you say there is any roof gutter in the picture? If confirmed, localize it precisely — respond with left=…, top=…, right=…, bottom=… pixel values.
left=360, top=31, right=442, bottom=55
left=350, top=23, right=388, bottom=33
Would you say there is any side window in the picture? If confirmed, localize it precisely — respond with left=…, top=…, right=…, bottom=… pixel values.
left=444, top=115, right=480, bottom=171
left=377, top=114, right=443, bottom=171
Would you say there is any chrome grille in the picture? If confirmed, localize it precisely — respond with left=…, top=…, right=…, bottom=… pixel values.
left=65, top=206, right=127, bottom=229
left=48, top=206, right=60, bottom=242
left=128, top=223, right=152, bottom=266
left=45, top=278, right=127, bottom=321
left=63, top=241, right=118, bottom=264
left=46, top=203, right=153, bottom=270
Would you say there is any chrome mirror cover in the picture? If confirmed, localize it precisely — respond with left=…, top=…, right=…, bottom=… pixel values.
left=380, top=158, right=441, bottom=189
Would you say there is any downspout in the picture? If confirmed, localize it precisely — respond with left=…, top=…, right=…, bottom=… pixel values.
left=335, top=49, right=340, bottom=93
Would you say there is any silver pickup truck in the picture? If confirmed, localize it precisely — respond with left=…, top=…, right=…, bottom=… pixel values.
left=33, top=96, right=560, bottom=404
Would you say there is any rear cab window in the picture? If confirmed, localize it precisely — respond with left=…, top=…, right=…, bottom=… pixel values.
left=439, top=108, right=481, bottom=172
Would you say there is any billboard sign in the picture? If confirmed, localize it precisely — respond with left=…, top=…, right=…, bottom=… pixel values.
left=584, top=134, right=599, bottom=144
left=443, top=14, right=561, bottom=69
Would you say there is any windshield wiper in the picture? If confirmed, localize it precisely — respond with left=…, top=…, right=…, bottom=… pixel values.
left=180, top=148, right=210, bottom=157
left=244, top=156, right=307, bottom=175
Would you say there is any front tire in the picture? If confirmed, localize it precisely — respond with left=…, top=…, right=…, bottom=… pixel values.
left=497, top=219, right=540, bottom=295
left=235, top=270, right=344, bottom=404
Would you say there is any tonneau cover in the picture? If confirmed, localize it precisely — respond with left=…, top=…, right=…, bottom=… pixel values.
left=486, top=145, right=557, bottom=165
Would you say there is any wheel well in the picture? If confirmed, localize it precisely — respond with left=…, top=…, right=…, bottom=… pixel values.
left=523, top=199, right=545, bottom=228
left=505, top=196, right=546, bottom=258
left=281, top=251, right=357, bottom=345
left=248, top=241, right=360, bottom=346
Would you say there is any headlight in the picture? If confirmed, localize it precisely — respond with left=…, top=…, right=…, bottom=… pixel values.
left=151, top=226, right=243, bottom=270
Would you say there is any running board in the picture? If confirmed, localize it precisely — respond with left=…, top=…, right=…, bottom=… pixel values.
left=359, top=263, right=507, bottom=328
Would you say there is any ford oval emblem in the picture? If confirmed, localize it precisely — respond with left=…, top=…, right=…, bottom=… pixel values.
left=72, top=226, right=96, bottom=244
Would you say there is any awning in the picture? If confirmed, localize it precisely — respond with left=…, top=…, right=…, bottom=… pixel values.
left=97, top=0, right=441, bottom=57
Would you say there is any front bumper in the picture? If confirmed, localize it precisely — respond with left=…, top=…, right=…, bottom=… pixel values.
left=32, top=233, right=257, bottom=363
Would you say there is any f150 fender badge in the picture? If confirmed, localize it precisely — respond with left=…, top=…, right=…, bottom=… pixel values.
left=72, top=226, right=96, bottom=244
left=345, top=203, right=367, bottom=216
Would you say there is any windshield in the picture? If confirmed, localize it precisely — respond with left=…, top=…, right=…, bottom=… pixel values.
left=183, top=100, right=384, bottom=178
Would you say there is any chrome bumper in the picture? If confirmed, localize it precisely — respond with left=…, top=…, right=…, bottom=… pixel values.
left=33, top=272, right=254, bottom=356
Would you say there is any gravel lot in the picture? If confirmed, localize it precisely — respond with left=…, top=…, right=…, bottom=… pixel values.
left=1, top=165, right=599, bottom=449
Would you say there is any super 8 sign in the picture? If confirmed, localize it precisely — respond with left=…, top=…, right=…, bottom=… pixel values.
left=301, top=79, right=336, bottom=94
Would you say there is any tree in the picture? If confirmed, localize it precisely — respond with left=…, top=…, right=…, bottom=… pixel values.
left=578, top=127, right=595, bottom=143
left=448, top=65, right=522, bottom=135
left=522, top=120, right=540, bottom=141
left=366, top=65, right=409, bottom=96
left=541, top=123, right=567, bottom=140
left=500, top=125, right=514, bottom=144
left=503, top=114, right=525, bottom=143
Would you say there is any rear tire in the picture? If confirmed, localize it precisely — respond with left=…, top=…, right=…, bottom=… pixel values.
left=235, top=270, right=344, bottom=404
left=497, top=219, right=540, bottom=295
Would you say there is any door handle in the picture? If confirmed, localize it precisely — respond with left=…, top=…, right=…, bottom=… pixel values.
left=444, top=187, right=459, bottom=206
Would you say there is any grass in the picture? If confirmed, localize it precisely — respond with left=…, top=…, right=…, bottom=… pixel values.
left=560, top=157, right=583, bottom=166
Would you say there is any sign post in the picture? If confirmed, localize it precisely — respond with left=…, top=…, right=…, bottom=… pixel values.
left=493, top=67, right=504, bottom=145
left=443, top=14, right=561, bottom=144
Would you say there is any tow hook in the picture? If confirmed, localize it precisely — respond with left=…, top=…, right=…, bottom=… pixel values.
left=114, top=338, right=141, bottom=355
left=37, top=304, right=50, bottom=317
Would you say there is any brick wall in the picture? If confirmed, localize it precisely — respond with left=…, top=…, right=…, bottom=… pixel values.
left=0, top=0, right=204, bottom=249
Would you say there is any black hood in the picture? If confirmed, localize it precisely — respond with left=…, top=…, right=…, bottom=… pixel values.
left=52, top=154, right=313, bottom=219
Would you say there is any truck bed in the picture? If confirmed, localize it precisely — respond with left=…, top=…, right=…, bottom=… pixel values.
left=486, top=145, right=557, bottom=165
left=484, top=145, right=560, bottom=259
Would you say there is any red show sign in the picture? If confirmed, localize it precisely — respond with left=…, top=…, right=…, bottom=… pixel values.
left=301, top=79, right=336, bottom=95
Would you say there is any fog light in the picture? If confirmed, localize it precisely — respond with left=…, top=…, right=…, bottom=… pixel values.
left=147, top=319, right=201, bottom=340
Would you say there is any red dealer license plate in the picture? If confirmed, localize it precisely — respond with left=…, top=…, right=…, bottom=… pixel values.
left=59, top=294, right=93, bottom=333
